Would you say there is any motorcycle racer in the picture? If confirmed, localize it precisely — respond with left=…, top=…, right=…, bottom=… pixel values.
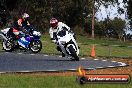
left=49, top=18, right=70, bottom=42
left=17, top=13, right=30, bottom=33
left=7, top=13, right=30, bottom=38
left=49, top=18, right=71, bottom=57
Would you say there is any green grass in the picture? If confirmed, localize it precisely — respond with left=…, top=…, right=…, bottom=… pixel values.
left=39, top=33, right=132, bottom=57
left=0, top=34, right=131, bottom=88
left=76, top=35, right=132, bottom=46
left=0, top=33, right=132, bottom=57
left=0, top=74, right=131, bottom=88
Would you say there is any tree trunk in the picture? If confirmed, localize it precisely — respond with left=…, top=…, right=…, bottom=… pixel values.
left=92, top=0, right=95, bottom=39
left=118, top=33, right=124, bottom=42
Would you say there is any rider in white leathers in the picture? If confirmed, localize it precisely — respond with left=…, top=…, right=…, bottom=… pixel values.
left=49, top=18, right=71, bottom=57
left=49, top=18, right=70, bottom=42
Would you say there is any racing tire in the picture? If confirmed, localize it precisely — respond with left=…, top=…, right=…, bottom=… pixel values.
left=2, top=39, right=14, bottom=52
left=29, top=40, right=42, bottom=53
left=68, top=45, right=79, bottom=61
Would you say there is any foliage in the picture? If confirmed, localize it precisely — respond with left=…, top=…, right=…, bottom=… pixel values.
left=92, top=17, right=126, bottom=40
left=127, top=0, right=132, bottom=28
left=0, top=0, right=130, bottom=40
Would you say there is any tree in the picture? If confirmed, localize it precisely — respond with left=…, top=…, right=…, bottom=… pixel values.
left=109, top=17, right=126, bottom=41
left=0, top=0, right=128, bottom=37
left=94, top=20, right=107, bottom=37
left=80, top=0, right=125, bottom=38
left=127, top=0, right=132, bottom=28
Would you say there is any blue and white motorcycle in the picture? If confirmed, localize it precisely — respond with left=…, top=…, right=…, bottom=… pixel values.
left=1, top=26, right=42, bottom=53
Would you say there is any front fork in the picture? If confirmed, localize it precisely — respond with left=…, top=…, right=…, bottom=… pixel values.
left=58, top=43, right=68, bottom=56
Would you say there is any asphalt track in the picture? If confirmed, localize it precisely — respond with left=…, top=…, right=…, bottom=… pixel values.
left=0, top=52, right=128, bottom=73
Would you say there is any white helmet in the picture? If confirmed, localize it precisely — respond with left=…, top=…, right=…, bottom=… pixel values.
left=22, top=13, right=29, bottom=19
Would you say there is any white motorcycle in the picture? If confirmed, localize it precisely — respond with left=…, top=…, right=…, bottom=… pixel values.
left=56, top=29, right=79, bottom=61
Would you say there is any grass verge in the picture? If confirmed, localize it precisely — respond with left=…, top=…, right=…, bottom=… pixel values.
left=0, top=34, right=131, bottom=88
left=0, top=74, right=131, bottom=88
left=41, top=34, right=132, bottom=57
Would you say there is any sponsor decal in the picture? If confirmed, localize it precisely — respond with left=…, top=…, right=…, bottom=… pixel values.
left=77, top=66, right=130, bottom=84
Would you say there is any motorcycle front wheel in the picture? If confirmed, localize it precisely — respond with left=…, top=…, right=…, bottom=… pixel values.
left=2, top=39, right=14, bottom=52
left=29, top=40, right=42, bottom=53
left=68, top=45, right=79, bottom=61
